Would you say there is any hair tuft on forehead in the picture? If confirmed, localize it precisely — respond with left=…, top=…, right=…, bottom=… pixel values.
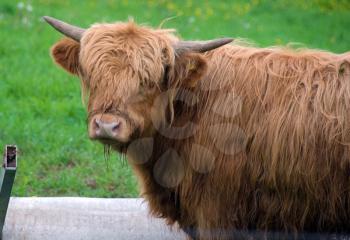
left=78, top=21, right=178, bottom=111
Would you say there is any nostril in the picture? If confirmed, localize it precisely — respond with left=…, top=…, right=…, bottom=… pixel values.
left=112, top=122, right=121, bottom=131
left=94, top=118, right=101, bottom=129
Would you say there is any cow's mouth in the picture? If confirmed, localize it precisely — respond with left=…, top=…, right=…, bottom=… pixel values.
left=99, top=138, right=130, bottom=150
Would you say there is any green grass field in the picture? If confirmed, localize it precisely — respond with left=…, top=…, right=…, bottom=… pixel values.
left=0, top=0, right=349, bottom=197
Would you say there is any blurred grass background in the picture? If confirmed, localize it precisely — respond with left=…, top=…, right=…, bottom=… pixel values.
left=0, top=0, right=349, bottom=197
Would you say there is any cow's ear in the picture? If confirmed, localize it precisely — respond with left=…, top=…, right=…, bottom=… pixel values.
left=169, top=52, right=207, bottom=88
left=51, top=38, right=80, bottom=75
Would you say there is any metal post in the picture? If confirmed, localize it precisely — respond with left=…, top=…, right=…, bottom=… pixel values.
left=0, top=145, right=17, bottom=239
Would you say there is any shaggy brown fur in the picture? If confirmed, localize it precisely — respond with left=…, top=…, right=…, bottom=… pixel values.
left=50, top=21, right=350, bottom=239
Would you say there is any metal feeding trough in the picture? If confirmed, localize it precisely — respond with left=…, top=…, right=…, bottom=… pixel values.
left=0, top=145, right=17, bottom=239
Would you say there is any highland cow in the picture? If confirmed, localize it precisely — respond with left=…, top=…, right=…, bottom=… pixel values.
left=44, top=16, right=350, bottom=239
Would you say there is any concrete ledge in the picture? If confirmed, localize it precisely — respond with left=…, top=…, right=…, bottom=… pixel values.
left=3, top=197, right=186, bottom=240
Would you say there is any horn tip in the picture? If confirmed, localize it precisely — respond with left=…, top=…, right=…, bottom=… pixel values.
left=42, top=16, right=52, bottom=22
left=42, top=16, right=58, bottom=25
left=221, top=38, right=234, bottom=44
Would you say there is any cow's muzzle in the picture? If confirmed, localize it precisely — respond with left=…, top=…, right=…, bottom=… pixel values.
left=89, top=113, right=130, bottom=143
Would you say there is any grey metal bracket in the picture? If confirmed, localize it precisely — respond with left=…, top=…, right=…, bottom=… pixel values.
left=0, top=145, right=17, bottom=239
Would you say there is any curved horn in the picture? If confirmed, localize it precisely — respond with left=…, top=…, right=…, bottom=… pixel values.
left=43, top=16, right=85, bottom=42
left=174, top=38, right=233, bottom=55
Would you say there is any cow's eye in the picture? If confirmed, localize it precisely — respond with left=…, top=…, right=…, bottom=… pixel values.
left=147, top=82, right=156, bottom=90
left=162, top=65, right=170, bottom=89
left=140, top=81, right=156, bottom=93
